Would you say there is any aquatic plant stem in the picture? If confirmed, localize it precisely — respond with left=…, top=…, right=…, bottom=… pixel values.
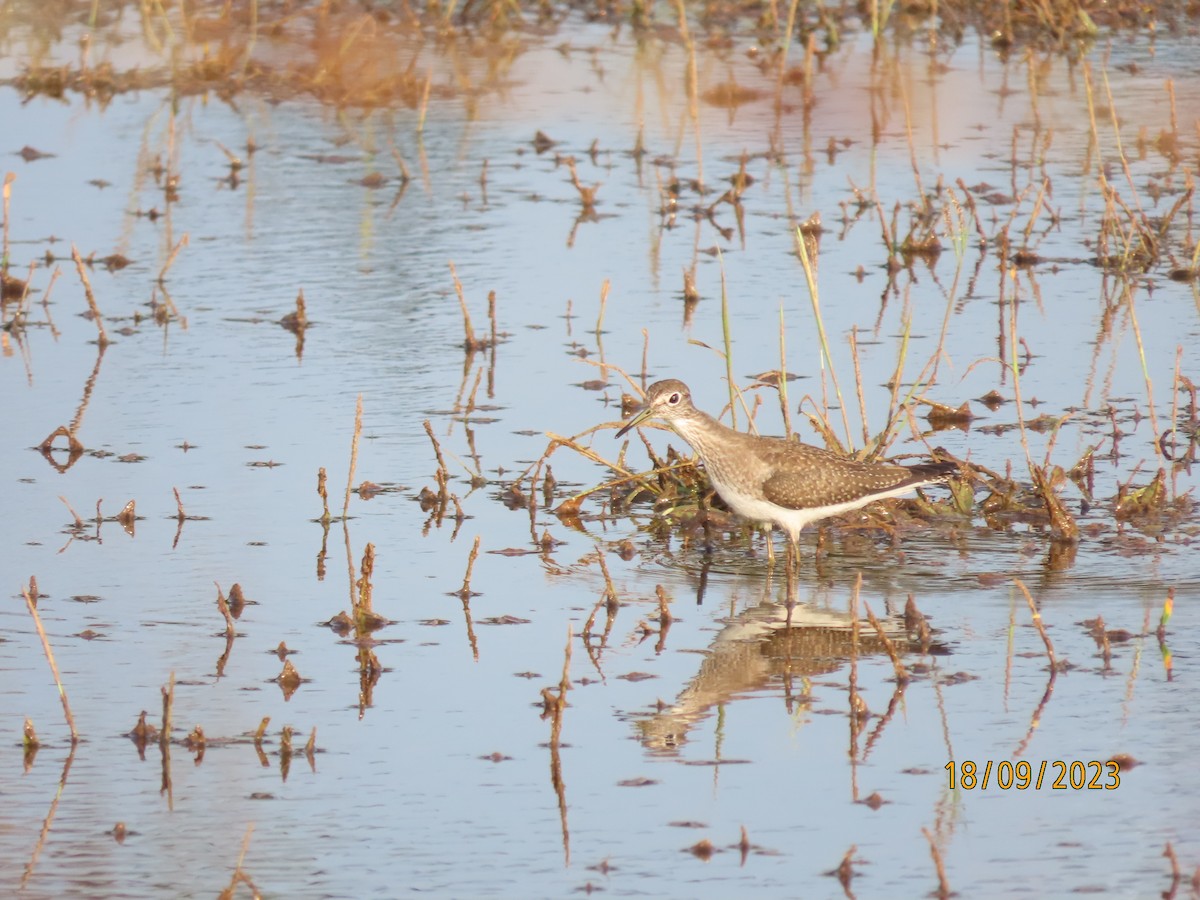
left=849, top=329, right=869, bottom=448
left=158, top=232, right=189, bottom=284
left=71, top=245, right=109, bottom=347
left=1168, top=347, right=1182, bottom=498
left=775, top=0, right=803, bottom=85
left=778, top=302, right=792, bottom=437
left=1120, top=282, right=1159, bottom=438
left=671, top=0, right=703, bottom=190
left=1005, top=282, right=1035, bottom=472
left=718, top=251, right=737, bottom=430
left=23, top=584, right=77, bottom=743
left=239, top=0, right=259, bottom=79
left=344, top=394, right=363, bottom=520
left=1014, top=578, right=1056, bottom=669
left=2, top=172, right=13, bottom=266
left=796, top=226, right=852, bottom=448
left=595, top=278, right=610, bottom=336
left=922, top=828, right=952, bottom=898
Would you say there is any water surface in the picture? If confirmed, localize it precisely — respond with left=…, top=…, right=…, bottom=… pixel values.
left=2, top=7, right=1199, bottom=898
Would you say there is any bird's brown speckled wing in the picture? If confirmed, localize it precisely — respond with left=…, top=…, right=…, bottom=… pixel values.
left=757, top=443, right=952, bottom=511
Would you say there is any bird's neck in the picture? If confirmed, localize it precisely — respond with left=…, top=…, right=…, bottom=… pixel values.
left=671, top=409, right=739, bottom=459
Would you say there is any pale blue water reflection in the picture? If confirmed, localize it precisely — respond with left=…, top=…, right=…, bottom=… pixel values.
left=1, top=13, right=1199, bottom=899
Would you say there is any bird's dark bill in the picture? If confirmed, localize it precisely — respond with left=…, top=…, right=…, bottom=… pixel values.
left=616, top=407, right=651, bottom=438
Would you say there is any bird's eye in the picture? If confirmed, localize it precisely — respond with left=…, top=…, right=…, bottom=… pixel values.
left=667, top=392, right=681, bottom=405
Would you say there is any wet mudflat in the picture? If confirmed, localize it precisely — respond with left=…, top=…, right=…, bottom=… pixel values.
left=2, top=1, right=1200, bottom=897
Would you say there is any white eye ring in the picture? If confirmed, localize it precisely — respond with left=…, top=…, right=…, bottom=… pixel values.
left=668, top=392, right=681, bottom=405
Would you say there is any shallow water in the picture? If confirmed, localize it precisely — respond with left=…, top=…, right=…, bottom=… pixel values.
left=2, top=7, right=1200, bottom=898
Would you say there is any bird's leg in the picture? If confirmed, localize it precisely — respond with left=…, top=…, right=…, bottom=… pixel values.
left=784, top=538, right=798, bottom=615
left=765, top=525, right=776, bottom=566
left=698, top=491, right=714, bottom=555
left=788, top=534, right=802, bottom=575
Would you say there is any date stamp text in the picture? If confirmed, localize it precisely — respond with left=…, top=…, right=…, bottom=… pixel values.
left=945, top=760, right=1121, bottom=791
